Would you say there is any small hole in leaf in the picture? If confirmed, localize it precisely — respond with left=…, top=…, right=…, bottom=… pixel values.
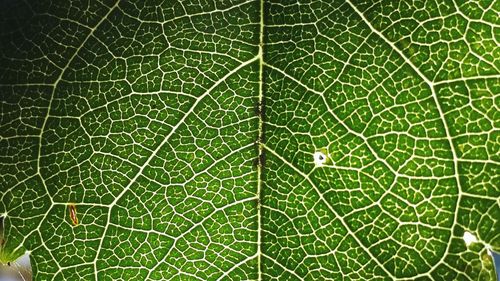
left=313, top=152, right=327, bottom=166
left=463, top=231, right=477, bottom=246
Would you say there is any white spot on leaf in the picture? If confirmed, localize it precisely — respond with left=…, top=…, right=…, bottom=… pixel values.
left=313, top=151, right=327, bottom=167
left=463, top=231, right=477, bottom=246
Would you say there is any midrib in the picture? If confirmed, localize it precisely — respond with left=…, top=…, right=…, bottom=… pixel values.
left=256, top=0, right=265, bottom=279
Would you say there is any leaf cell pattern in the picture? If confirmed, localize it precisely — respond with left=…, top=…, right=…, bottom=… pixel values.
left=0, top=0, right=498, bottom=280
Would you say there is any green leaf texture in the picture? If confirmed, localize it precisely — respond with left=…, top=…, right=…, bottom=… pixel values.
left=0, top=0, right=498, bottom=280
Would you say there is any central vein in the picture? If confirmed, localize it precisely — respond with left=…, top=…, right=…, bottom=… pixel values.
left=256, top=0, right=265, bottom=279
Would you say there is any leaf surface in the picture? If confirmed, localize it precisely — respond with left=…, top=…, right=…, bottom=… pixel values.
left=0, top=0, right=498, bottom=280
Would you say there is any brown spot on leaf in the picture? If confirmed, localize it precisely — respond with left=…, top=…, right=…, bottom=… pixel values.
left=68, top=204, right=78, bottom=226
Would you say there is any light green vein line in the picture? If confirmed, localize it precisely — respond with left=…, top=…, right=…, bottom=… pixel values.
left=11, top=0, right=123, bottom=264
left=37, top=0, right=122, bottom=204
left=216, top=253, right=259, bottom=281
left=108, top=55, right=258, bottom=207
left=257, top=0, right=265, bottom=279
left=344, top=2, right=464, bottom=278
left=263, top=143, right=394, bottom=278
left=434, top=74, right=500, bottom=86
left=263, top=62, right=402, bottom=179
left=93, top=55, right=259, bottom=276
left=144, top=196, right=258, bottom=280
left=262, top=253, right=302, bottom=280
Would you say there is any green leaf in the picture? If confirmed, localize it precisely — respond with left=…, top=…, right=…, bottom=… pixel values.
left=0, top=0, right=498, bottom=280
